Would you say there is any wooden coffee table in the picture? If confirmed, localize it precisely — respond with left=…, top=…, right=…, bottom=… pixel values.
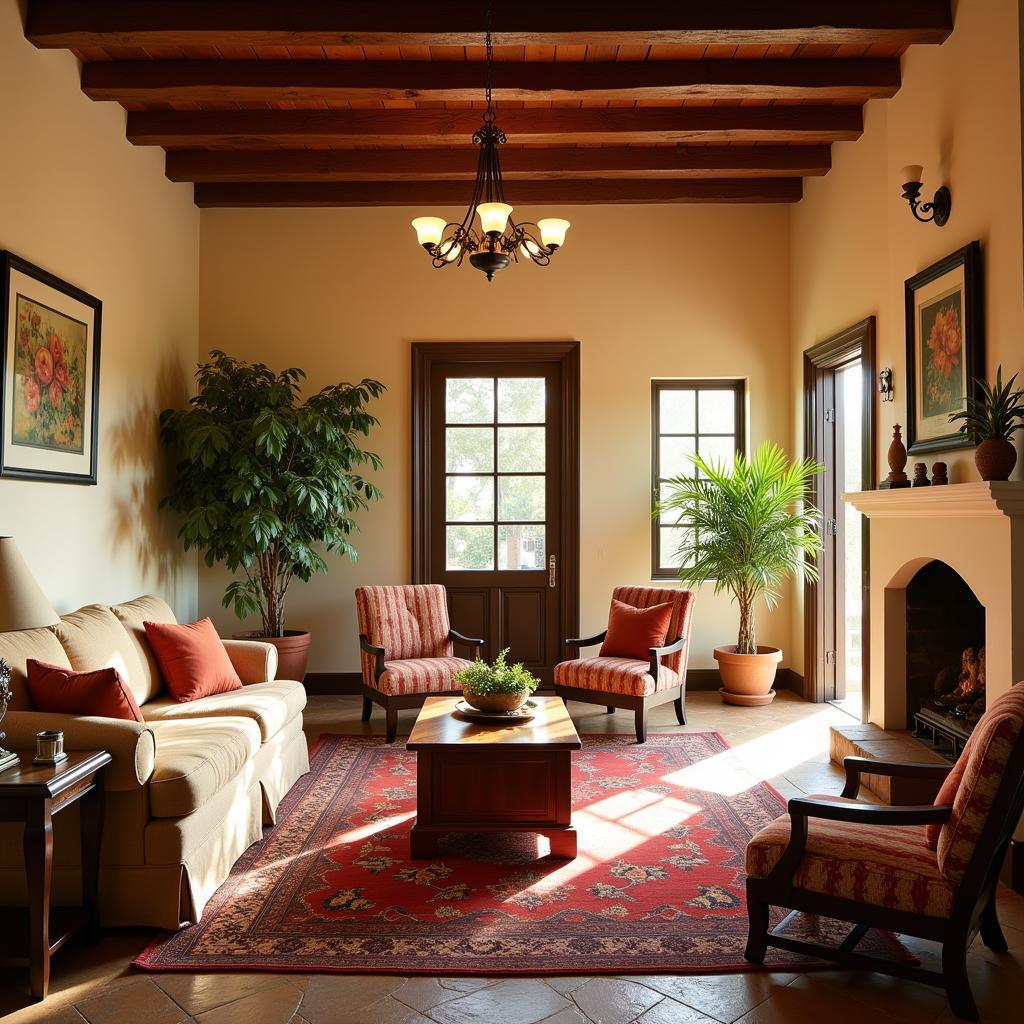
left=407, top=695, right=582, bottom=859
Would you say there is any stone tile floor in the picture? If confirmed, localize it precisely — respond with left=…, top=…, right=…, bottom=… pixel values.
left=1, top=691, right=1022, bottom=1024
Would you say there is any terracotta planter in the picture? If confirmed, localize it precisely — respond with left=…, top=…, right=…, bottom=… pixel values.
left=713, top=645, right=783, bottom=705
left=975, top=438, right=1017, bottom=482
left=232, top=629, right=311, bottom=682
left=463, top=689, right=529, bottom=713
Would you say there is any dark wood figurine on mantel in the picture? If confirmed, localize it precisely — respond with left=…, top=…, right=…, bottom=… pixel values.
left=881, top=424, right=911, bottom=488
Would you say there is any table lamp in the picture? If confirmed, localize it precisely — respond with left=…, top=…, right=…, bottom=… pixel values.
left=0, top=537, right=59, bottom=772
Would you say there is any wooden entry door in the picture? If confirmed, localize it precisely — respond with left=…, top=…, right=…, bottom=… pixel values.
left=413, top=343, right=580, bottom=686
left=803, top=318, right=875, bottom=711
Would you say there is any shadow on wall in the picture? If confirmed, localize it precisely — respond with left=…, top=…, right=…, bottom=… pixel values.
left=108, top=350, right=189, bottom=598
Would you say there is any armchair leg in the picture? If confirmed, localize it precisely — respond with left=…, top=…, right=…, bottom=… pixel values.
left=634, top=705, right=647, bottom=744
left=674, top=688, right=686, bottom=726
left=361, top=696, right=373, bottom=722
left=942, top=940, right=979, bottom=1021
left=980, top=891, right=1008, bottom=952
left=606, top=706, right=615, bottom=714
left=385, top=705, right=399, bottom=744
left=744, top=888, right=769, bottom=964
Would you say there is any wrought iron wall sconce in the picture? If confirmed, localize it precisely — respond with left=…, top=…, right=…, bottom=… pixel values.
left=900, top=165, right=951, bottom=226
left=879, top=367, right=894, bottom=403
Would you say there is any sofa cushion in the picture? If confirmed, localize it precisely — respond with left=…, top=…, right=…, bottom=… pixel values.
left=147, top=717, right=261, bottom=818
left=554, top=656, right=681, bottom=697
left=111, top=595, right=178, bottom=704
left=141, top=680, right=306, bottom=742
left=0, top=628, right=71, bottom=710
left=27, top=659, right=144, bottom=723
left=144, top=618, right=242, bottom=702
left=746, top=798, right=954, bottom=918
left=53, top=605, right=152, bottom=707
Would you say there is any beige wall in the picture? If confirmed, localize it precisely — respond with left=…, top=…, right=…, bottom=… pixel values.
left=789, top=0, right=1024, bottom=672
left=0, top=0, right=200, bottom=619
left=198, top=203, right=793, bottom=674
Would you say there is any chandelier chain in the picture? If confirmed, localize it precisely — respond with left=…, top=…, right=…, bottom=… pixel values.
left=483, top=2, right=495, bottom=123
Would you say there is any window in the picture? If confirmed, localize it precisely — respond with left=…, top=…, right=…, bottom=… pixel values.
left=651, top=379, right=746, bottom=580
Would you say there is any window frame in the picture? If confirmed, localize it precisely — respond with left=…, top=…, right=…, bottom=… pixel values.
left=650, top=378, right=746, bottom=581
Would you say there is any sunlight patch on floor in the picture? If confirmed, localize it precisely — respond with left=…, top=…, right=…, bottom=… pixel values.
left=661, top=711, right=835, bottom=795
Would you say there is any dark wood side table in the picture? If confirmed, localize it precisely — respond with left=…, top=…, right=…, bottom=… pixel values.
left=407, top=696, right=582, bottom=859
left=0, top=750, right=111, bottom=1000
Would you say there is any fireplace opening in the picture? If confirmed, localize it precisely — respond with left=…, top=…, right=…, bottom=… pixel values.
left=906, top=560, right=985, bottom=758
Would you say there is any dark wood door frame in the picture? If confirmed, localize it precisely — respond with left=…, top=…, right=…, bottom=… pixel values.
left=802, top=317, right=876, bottom=711
left=412, top=341, right=581, bottom=671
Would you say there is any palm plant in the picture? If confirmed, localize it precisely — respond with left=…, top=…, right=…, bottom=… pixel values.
left=657, top=442, right=823, bottom=655
left=948, top=365, right=1024, bottom=440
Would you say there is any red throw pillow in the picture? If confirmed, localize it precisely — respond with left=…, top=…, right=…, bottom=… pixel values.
left=26, top=659, right=144, bottom=723
left=599, top=599, right=674, bottom=660
left=143, top=618, right=242, bottom=703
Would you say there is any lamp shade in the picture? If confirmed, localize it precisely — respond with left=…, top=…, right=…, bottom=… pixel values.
left=0, top=537, right=58, bottom=632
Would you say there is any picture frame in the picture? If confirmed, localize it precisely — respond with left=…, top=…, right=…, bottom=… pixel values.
left=904, top=241, right=984, bottom=456
left=0, top=252, right=101, bottom=484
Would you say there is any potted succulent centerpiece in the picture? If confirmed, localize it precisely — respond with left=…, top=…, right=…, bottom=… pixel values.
left=948, top=365, right=1024, bottom=482
left=455, top=648, right=540, bottom=713
left=160, top=351, right=385, bottom=682
left=658, top=442, right=823, bottom=705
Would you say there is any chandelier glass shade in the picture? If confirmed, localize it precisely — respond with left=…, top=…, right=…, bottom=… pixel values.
left=410, top=23, right=570, bottom=281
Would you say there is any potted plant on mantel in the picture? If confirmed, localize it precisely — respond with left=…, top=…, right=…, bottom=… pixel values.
left=948, top=365, right=1024, bottom=482
left=160, top=350, right=385, bottom=682
left=658, top=442, right=823, bottom=706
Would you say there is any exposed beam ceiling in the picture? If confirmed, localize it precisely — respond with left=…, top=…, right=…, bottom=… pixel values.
left=192, top=178, right=804, bottom=208
left=27, top=1, right=954, bottom=49
left=166, top=146, right=832, bottom=183
left=127, top=107, right=864, bottom=149
left=83, top=58, right=901, bottom=105
left=24, top=0, right=952, bottom=207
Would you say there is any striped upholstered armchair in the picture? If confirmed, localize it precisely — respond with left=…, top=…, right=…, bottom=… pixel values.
left=355, top=584, right=483, bottom=743
left=744, top=681, right=1024, bottom=1021
left=554, top=585, right=696, bottom=744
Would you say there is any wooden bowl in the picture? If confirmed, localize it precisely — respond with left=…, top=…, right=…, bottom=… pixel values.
left=462, top=689, right=530, bottom=713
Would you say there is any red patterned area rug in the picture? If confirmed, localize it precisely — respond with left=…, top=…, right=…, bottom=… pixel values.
left=135, top=733, right=911, bottom=975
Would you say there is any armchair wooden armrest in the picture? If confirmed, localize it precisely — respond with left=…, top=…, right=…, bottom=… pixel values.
left=769, top=796, right=954, bottom=883
left=841, top=755, right=954, bottom=798
left=448, top=628, right=484, bottom=654
left=649, top=636, right=686, bottom=678
left=565, top=630, right=607, bottom=649
left=359, top=633, right=386, bottom=683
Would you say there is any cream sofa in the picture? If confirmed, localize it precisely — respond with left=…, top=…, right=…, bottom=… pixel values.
left=0, top=595, right=309, bottom=929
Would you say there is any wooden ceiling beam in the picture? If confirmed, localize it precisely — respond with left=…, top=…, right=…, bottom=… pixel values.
left=83, top=59, right=900, bottom=105
left=27, top=1, right=953, bottom=49
left=129, top=107, right=862, bottom=148
left=166, top=146, right=831, bottom=183
left=192, top=178, right=804, bottom=208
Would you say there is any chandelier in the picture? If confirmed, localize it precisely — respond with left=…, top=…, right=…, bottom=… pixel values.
left=410, top=16, right=570, bottom=281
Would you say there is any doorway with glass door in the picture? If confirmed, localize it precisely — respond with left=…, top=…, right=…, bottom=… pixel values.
left=412, top=343, right=580, bottom=686
left=803, top=319, right=875, bottom=718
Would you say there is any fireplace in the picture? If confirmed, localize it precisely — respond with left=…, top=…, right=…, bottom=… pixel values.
left=905, top=560, right=985, bottom=756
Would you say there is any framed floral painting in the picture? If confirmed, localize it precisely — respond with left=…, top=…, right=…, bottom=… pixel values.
left=0, top=252, right=101, bottom=484
left=904, top=241, right=983, bottom=456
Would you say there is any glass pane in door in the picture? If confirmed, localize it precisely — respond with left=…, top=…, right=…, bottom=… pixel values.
left=839, top=362, right=863, bottom=700
left=444, top=376, right=546, bottom=571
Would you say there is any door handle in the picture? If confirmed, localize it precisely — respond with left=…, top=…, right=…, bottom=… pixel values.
left=548, top=555, right=557, bottom=589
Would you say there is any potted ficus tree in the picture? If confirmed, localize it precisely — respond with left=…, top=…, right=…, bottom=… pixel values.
left=948, top=365, right=1024, bottom=481
left=658, top=442, right=823, bottom=705
left=160, top=350, right=385, bottom=681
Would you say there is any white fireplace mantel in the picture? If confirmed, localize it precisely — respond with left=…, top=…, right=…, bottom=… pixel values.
left=845, top=481, right=1024, bottom=520
left=840, top=481, right=1024, bottom=732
